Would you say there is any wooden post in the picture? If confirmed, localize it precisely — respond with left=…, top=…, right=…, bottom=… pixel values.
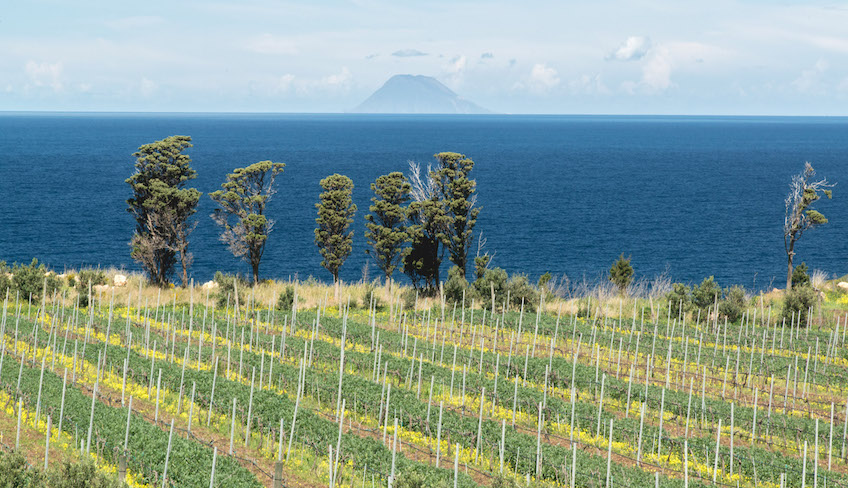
left=571, top=441, right=577, bottom=488
left=802, top=440, right=808, bottom=488
left=713, top=418, right=722, bottom=484
left=499, top=419, right=506, bottom=474
left=273, top=460, right=282, bottom=488
left=436, top=401, right=444, bottom=467
left=124, top=396, right=133, bottom=451
left=119, top=455, right=127, bottom=481
left=454, top=443, right=460, bottom=488
left=637, top=403, right=645, bottom=466
left=476, top=388, right=485, bottom=464
left=229, top=397, right=237, bottom=455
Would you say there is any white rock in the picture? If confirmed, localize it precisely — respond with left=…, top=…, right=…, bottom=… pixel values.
left=93, top=284, right=110, bottom=293
left=837, top=282, right=848, bottom=292
left=113, top=274, right=128, bottom=287
left=201, top=280, right=219, bottom=290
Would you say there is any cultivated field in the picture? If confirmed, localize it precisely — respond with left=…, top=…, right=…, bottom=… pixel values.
left=2, top=279, right=848, bottom=488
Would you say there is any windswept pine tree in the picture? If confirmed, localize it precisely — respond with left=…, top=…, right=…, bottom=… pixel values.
left=126, top=135, right=200, bottom=287
left=315, top=174, right=356, bottom=302
left=209, top=160, right=285, bottom=284
left=365, top=172, right=411, bottom=292
left=431, top=152, right=480, bottom=280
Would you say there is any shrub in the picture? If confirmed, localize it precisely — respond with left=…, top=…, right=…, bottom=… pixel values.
left=666, top=283, right=691, bottom=318
left=444, top=266, right=474, bottom=306
left=609, top=254, right=634, bottom=293
left=76, top=268, right=107, bottom=288
left=719, top=285, right=747, bottom=323
left=0, top=261, right=11, bottom=298
left=401, top=287, right=417, bottom=311
left=393, top=468, right=450, bottom=488
left=48, top=458, right=123, bottom=488
left=474, top=267, right=508, bottom=310
left=213, top=271, right=250, bottom=309
left=0, top=451, right=45, bottom=487
left=537, top=272, right=553, bottom=292
left=276, top=285, right=295, bottom=311
left=507, top=273, right=539, bottom=312
left=791, top=262, right=811, bottom=288
left=783, top=284, right=818, bottom=325
left=362, top=280, right=384, bottom=310
left=692, top=276, right=721, bottom=311
left=12, top=258, right=62, bottom=301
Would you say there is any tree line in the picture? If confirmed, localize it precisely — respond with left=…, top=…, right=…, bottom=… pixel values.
left=125, top=135, right=483, bottom=299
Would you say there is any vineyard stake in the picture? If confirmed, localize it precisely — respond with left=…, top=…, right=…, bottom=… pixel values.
left=188, top=381, right=196, bottom=434
left=44, top=414, right=51, bottom=470
left=15, top=396, right=21, bottom=450
left=58, top=368, right=67, bottom=438
left=596, top=373, right=606, bottom=438
left=606, top=418, right=613, bottom=488
left=208, top=357, right=219, bottom=426
left=209, top=446, right=218, bottom=488
left=245, top=367, right=256, bottom=447
left=85, top=364, right=99, bottom=454
left=436, top=400, right=444, bottom=468
left=124, top=396, right=132, bottom=451
left=476, top=387, right=485, bottom=464
left=154, top=368, right=162, bottom=423
left=637, top=403, right=645, bottom=466
left=161, top=419, right=175, bottom=488
left=657, top=388, right=665, bottom=457
left=229, top=397, right=237, bottom=455
left=536, top=402, right=543, bottom=478
left=802, top=440, right=808, bottom=488
left=335, top=398, right=345, bottom=480
left=390, top=417, right=398, bottom=488
left=453, top=443, right=460, bottom=488
left=121, top=357, right=128, bottom=406
left=499, top=419, right=506, bottom=474
left=713, top=418, right=721, bottom=484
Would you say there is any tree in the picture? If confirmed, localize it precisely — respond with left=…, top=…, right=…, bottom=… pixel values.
left=126, top=135, right=200, bottom=287
left=210, top=160, right=285, bottom=284
left=784, top=162, right=833, bottom=290
left=365, top=172, right=411, bottom=291
left=608, top=254, right=634, bottom=294
left=431, top=152, right=480, bottom=279
left=404, top=162, right=449, bottom=295
left=315, top=174, right=356, bottom=302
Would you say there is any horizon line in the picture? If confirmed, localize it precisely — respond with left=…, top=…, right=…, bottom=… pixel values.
left=1, top=110, right=848, bottom=118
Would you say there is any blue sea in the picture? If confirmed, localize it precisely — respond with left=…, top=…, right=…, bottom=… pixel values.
left=1, top=113, right=847, bottom=291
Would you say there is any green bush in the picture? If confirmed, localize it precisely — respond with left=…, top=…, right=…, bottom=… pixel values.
left=12, top=259, right=62, bottom=301
left=474, top=267, right=508, bottom=310
left=692, top=276, right=721, bottom=311
left=537, top=271, right=553, bottom=292
left=783, top=284, right=818, bottom=325
left=719, top=285, right=747, bottom=323
left=0, top=261, right=11, bottom=298
left=401, top=287, right=417, bottom=311
left=276, top=285, right=295, bottom=311
left=47, top=458, right=124, bottom=488
left=507, top=273, right=539, bottom=312
left=213, top=271, right=250, bottom=309
left=362, top=280, right=384, bottom=310
left=0, top=451, right=45, bottom=487
left=609, top=254, right=634, bottom=293
left=444, top=266, right=474, bottom=306
left=75, top=268, right=107, bottom=288
left=791, top=262, right=811, bottom=288
left=666, top=283, right=692, bottom=318
left=393, top=467, right=450, bottom=488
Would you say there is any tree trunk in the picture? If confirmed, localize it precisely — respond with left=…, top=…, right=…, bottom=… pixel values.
left=334, top=274, right=340, bottom=304
left=786, top=241, right=795, bottom=290
left=252, top=262, right=260, bottom=286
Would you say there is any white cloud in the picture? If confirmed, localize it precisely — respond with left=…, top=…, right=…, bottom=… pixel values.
left=392, top=49, right=427, bottom=57
left=25, top=61, right=63, bottom=92
left=792, top=59, right=828, bottom=94
left=321, top=67, right=351, bottom=89
left=568, top=73, right=609, bottom=95
left=278, top=74, right=295, bottom=92
left=641, top=48, right=672, bottom=92
left=246, top=34, right=298, bottom=55
left=529, top=63, right=560, bottom=90
left=445, top=55, right=467, bottom=74
left=607, top=36, right=651, bottom=61
left=140, top=77, right=157, bottom=97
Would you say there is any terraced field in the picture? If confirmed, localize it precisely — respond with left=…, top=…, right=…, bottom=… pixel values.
left=2, top=287, right=848, bottom=487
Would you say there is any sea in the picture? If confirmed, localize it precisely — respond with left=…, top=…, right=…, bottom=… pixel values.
left=1, top=113, right=847, bottom=292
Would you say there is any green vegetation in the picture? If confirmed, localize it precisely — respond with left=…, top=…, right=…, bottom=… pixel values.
left=210, top=160, right=285, bottom=284
left=365, top=172, right=411, bottom=291
left=315, top=174, right=357, bottom=302
left=432, top=152, right=480, bottom=280
left=126, top=135, right=201, bottom=287
left=784, top=162, right=833, bottom=290
left=608, top=253, right=634, bottom=294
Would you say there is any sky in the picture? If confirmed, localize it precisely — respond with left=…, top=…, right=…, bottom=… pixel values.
left=3, top=0, right=848, bottom=114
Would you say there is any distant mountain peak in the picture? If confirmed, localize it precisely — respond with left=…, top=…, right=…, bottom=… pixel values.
left=352, top=75, right=491, bottom=114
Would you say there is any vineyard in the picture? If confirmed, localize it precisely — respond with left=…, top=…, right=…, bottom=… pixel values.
left=2, top=280, right=848, bottom=488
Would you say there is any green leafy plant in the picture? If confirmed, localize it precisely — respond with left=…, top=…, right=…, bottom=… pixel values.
left=12, top=259, right=62, bottom=301
left=666, top=283, right=691, bottom=318
left=719, top=285, right=747, bottom=323
left=791, top=262, right=811, bottom=288
left=608, top=254, right=634, bottom=294
left=692, top=276, right=721, bottom=312
left=783, top=284, right=817, bottom=325
left=276, top=285, right=295, bottom=311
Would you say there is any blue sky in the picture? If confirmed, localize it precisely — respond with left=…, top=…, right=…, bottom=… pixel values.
left=3, top=0, right=848, bottom=114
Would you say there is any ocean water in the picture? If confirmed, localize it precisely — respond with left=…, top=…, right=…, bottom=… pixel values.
left=1, top=113, right=847, bottom=291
